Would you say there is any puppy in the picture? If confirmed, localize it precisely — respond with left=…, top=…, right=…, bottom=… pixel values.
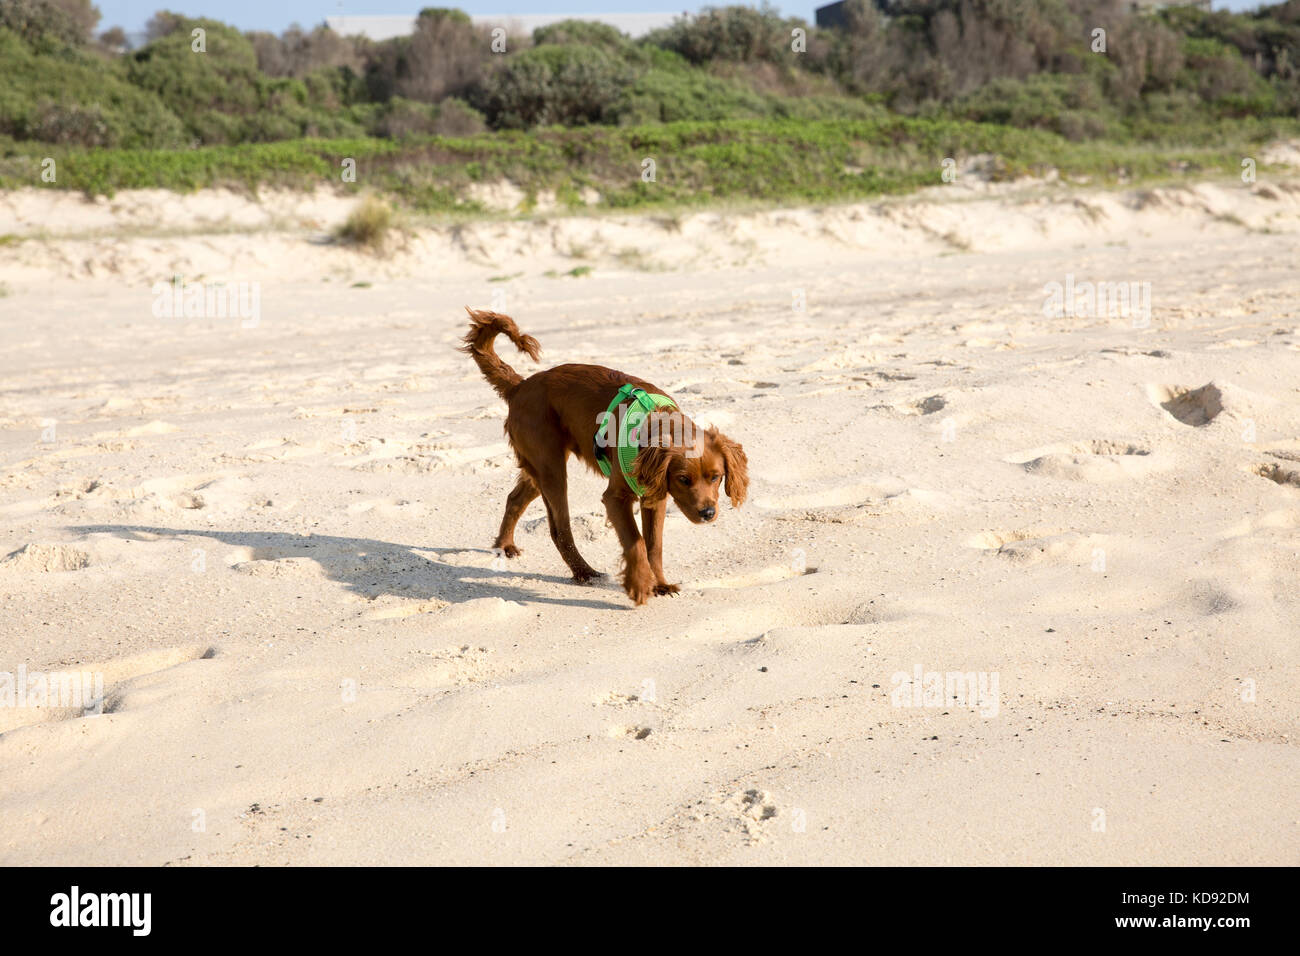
left=460, top=308, right=748, bottom=605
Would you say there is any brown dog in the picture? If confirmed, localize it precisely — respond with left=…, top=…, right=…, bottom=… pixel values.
left=461, top=308, right=748, bottom=605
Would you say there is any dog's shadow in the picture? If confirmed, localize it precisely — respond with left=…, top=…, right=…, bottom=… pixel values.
left=69, top=525, right=625, bottom=611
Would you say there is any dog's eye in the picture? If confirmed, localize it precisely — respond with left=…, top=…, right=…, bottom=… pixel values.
left=677, top=475, right=691, bottom=485
left=710, top=474, right=722, bottom=483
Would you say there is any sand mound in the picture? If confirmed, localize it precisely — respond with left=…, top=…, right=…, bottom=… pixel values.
left=3, top=172, right=1300, bottom=286
left=1, top=543, right=90, bottom=572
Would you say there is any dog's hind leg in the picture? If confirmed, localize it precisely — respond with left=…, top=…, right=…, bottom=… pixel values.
left=535, top=465, right=603, bottom=584
left=493, top=472, right=539, bottom=558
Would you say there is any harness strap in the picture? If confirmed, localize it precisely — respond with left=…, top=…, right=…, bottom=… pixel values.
left=594, top=384, right=677, bottom=496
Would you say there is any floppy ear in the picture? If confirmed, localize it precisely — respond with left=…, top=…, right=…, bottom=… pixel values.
left=714, top=430, right=748, bottom=507
left=632, top=444, right=674, bottom=502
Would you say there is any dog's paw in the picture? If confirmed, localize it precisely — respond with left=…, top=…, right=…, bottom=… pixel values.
left=572, top=568, right=606, bottom=585
left=501, top=544, right=522, bottom=559
left=622, top=565, right=656, bottom=606
left=625, top=581, right=653, bottom=606
left=653, top=583, right=680, bottom=597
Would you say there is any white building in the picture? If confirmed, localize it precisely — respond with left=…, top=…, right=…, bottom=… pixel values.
left=323, top=12, right=683, bottom=41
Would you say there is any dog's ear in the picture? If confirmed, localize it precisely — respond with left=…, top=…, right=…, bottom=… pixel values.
left=713, top=429, right=748, bottom=508
left=632, top=444, right=674, bottom=502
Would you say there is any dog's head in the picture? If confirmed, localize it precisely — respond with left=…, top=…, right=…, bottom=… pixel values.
left=633, top=423, right=748, bottom=523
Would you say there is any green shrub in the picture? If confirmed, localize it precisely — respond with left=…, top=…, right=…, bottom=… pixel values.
left=126, top=18, right=264, bottom=143
left=472, top=44, right=632, bottom=128
left=533, top=19, right=629, bottom=50
left=1179, top=36, right=1274, bottom=108
left=610, top=63, right=771, bottom=124
left=949, top=74, right=1120, bottom=140
left=0, top=26, right=187, bottom=147
left=368, top=96, right=486, bottom=137
left=0, top=0, right=99, bottom=49
left=433, top=98, right=487, bottom=136
left=643, top=4, right=803, bottom=66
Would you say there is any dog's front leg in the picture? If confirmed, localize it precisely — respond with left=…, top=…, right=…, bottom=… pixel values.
left=640, top=498, right=678, bottom=596
left=603, top=489, right=654, bottom=606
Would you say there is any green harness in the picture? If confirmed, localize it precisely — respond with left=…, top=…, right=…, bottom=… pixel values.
left=594, top=383, right=678, bottom=497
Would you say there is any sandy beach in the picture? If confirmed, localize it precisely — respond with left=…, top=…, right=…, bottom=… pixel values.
left=1, top=173, right=1298, bottom=865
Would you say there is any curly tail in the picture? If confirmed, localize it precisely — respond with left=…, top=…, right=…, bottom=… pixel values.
left=459, top=307, right=541, bottom=400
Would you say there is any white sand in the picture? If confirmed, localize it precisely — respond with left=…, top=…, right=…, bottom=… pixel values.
left=1, top=174, right=1298, bottom=864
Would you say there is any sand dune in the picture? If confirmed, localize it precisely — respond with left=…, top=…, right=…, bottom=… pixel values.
left=1, top=174, right=1298, bottom=864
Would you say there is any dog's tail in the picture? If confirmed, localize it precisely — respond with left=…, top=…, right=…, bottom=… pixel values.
left=459, top=308, right=541, bottom=400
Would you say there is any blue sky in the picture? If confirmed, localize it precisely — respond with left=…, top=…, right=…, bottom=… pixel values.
left=93, top=1, right=1274, bottom=35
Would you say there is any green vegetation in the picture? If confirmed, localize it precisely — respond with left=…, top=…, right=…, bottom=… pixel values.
left=1, top=0, right=1298, bottom=213
left=2, top=114, right=1287, bottom=213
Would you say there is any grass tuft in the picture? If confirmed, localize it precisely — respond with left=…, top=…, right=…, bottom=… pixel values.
left=335, top=195, right=395, bottom=250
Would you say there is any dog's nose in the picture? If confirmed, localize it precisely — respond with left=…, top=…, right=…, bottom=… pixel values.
left=699, top=506, right=716, bottom=521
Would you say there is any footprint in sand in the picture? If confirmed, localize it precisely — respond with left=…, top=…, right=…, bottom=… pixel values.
left=430, top=597, right=525, bottom=626
left=348, top=437, right=509, bottom=474
left=232, top=546, right=433, bottom=592
left=1251, top=461, right=1300, bottom=489
left=121, top=420, right=179, bottom=438
left=909, top=394, right=948, bottom=415
left=757, top=483, right=880, bottom=510
left=689, top=564, right=817, bottom=590
left=765, top=504, right=881, bottom=524
left=871, top=394, right=948, bottom=417
left=1005, top=440, right=1161, bottom=481
left=522, top=512, right=607, bottom=543
left=395, top=644, right=493, bottom=687
left=1100, top=347, right=1171, bottom=359
left=221, top=438, right=314, bottom=464
left=718, top=788, right=779, bottom=845
left=757, top=484, right=880, bottom=524
left=346, top=498, right=426, bottom=518
left=292, top=405, right=382, bottom=420
left=231, top=555, right=325, bottom=579
left=594, top=691, right=650, bottom=707
left=1186, top=582, right=1240, bottom=617
left=608, top=724, right=653, bottom=740
left=966, top=530, right=1105, bottom=565
left=1220, top=507, right=1300, bottom=538
left=798, top=376, right=875, bottom=398
left=757, top=480, right=945, bottom=522
left=671, top=787, right=781, bottom=846
left=0, top=644, right=215, bottom=735
left=104, top=475, right=256, bottom=516
left=1146, top=383, right=1223, bottom=426
left=365, top=598, right=449, bottom=620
